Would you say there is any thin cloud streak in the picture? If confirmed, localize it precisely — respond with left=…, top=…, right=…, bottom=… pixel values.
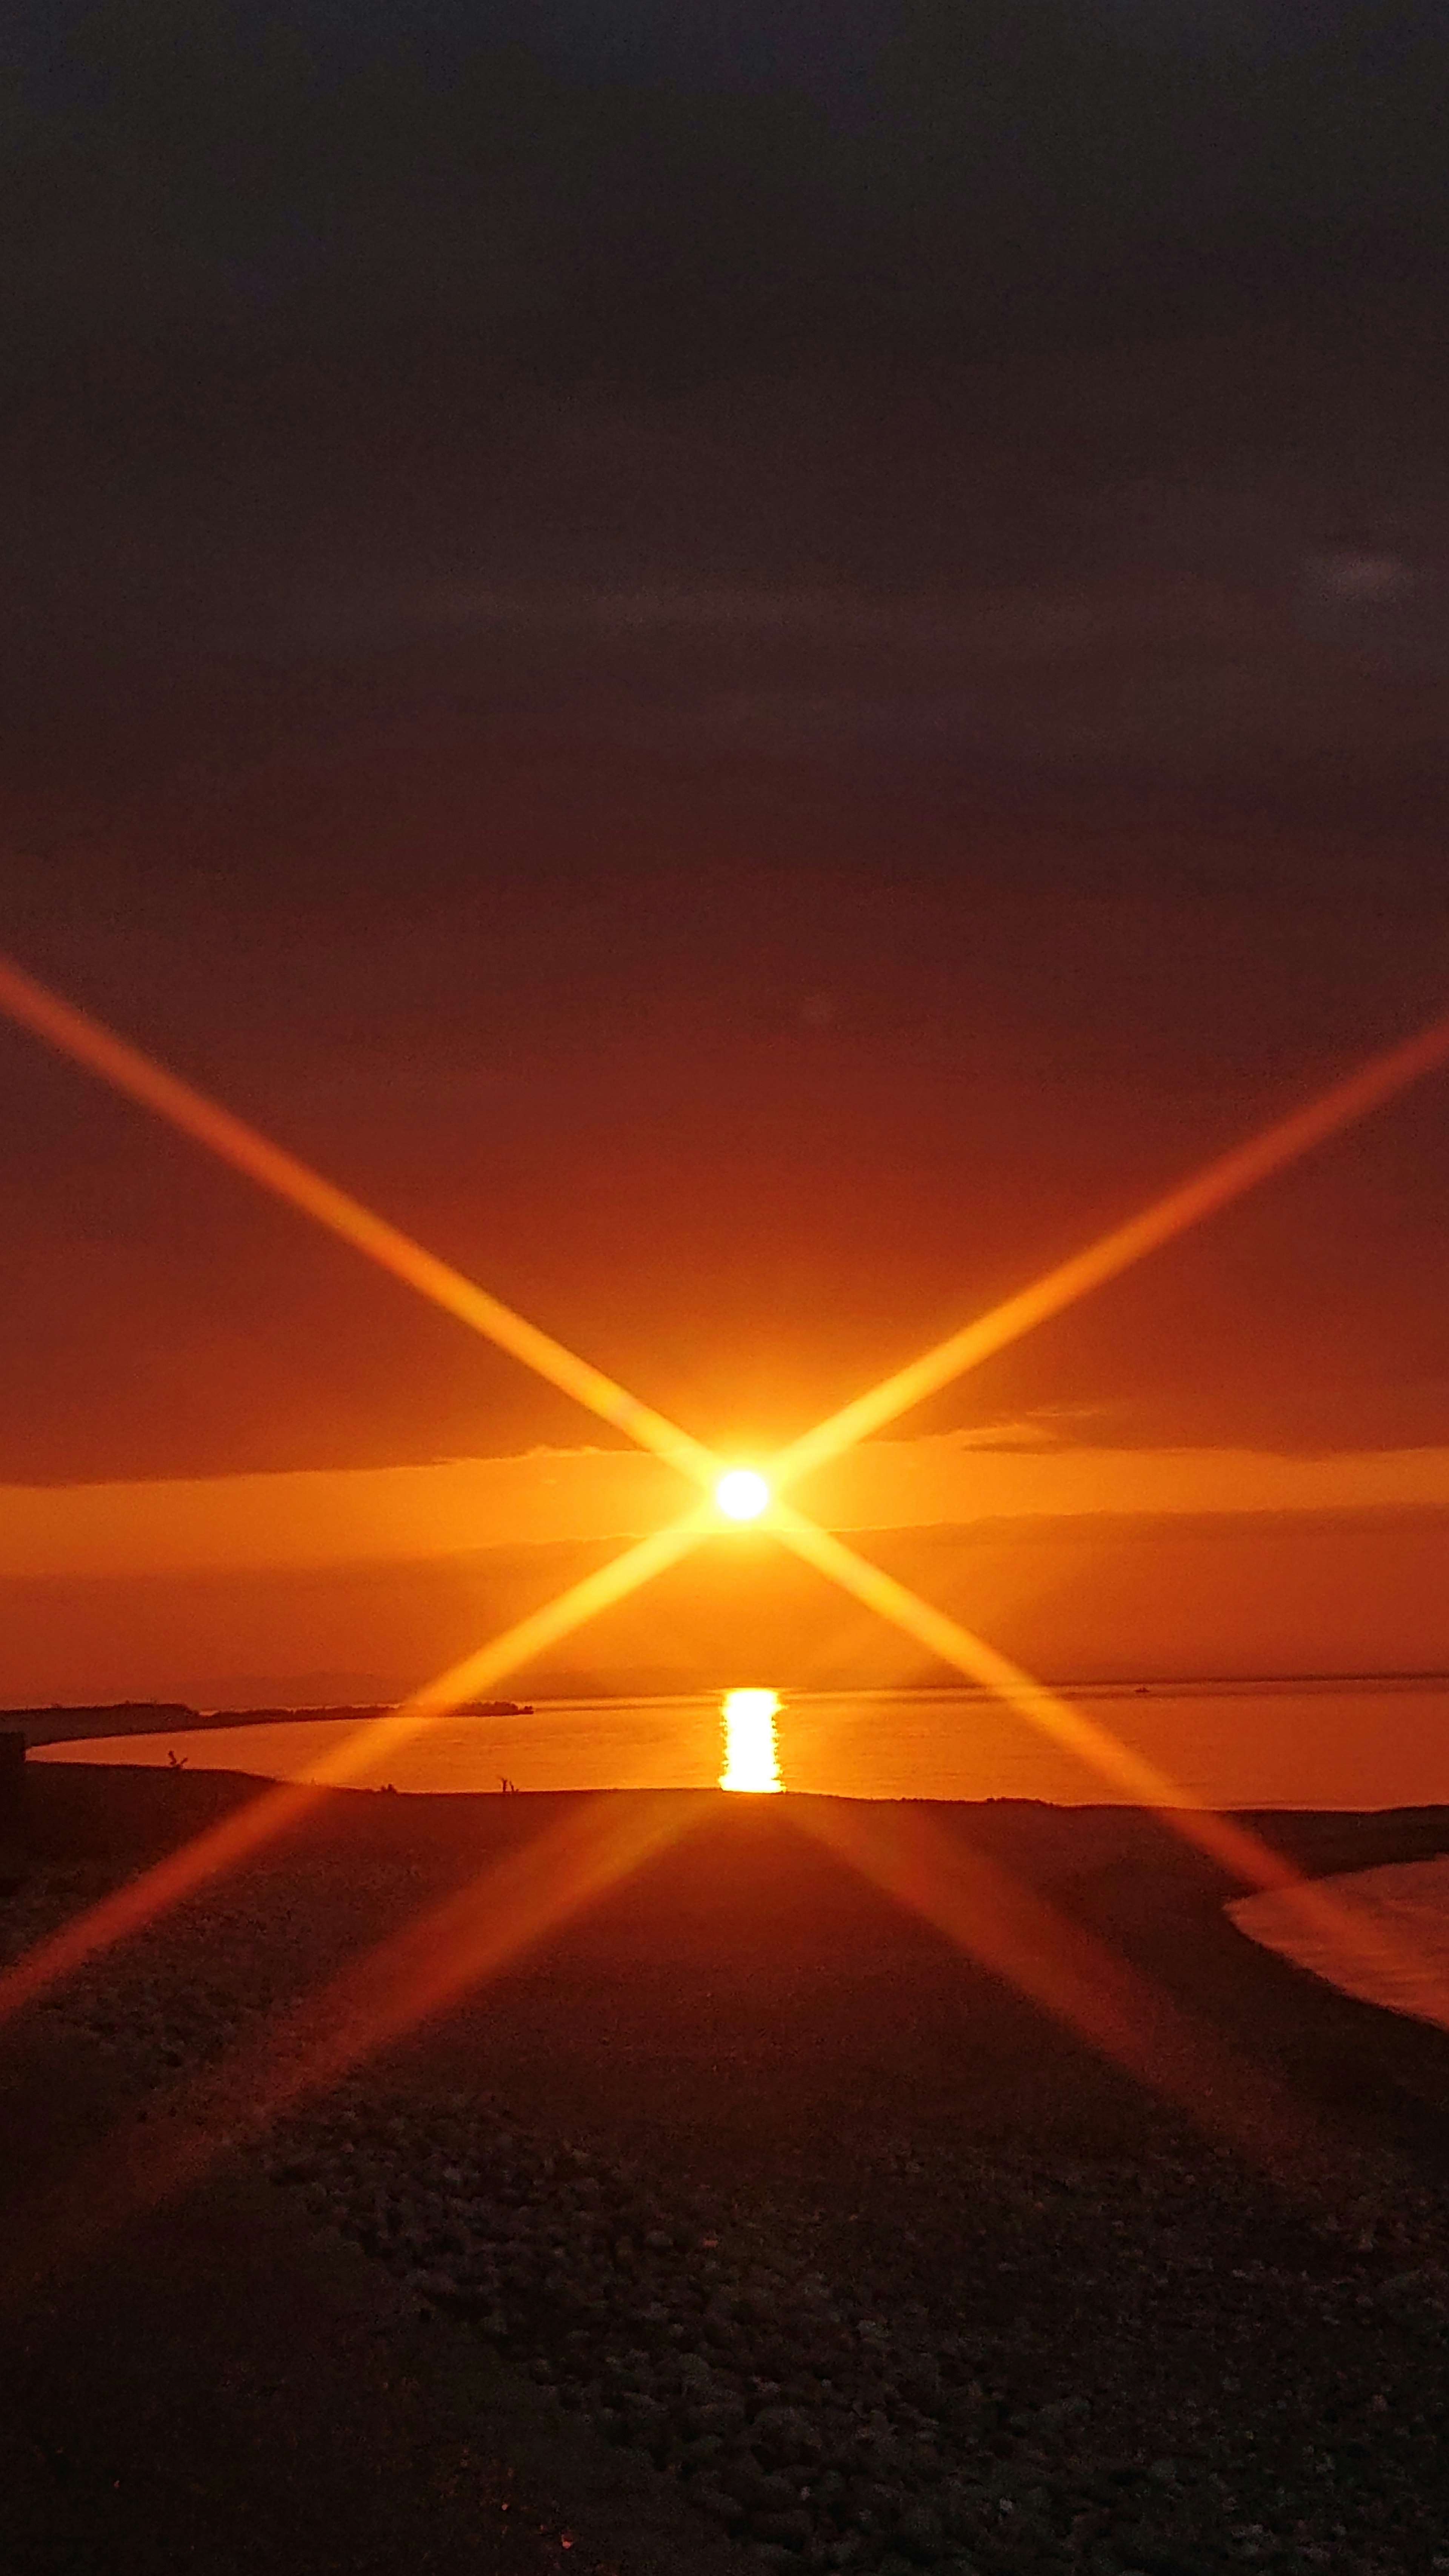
left=7, top=1437, right=1449, bottom=1581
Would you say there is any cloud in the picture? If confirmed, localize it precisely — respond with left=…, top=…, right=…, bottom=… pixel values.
left=6, top=1429, right=1449, bottom=1584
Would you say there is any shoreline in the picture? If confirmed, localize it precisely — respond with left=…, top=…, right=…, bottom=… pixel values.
left=12, top=1663, right=1449, bottom=1750
left=16, top=1678, right=1449, bottom=1815
left=6, top=1775, right=1449, bottom=2571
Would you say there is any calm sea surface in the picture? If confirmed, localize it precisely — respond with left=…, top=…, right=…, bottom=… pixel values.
left=1232, top=1856, right=1449, bottom=2035
left=31, top=1676, right=1449, bottom=1808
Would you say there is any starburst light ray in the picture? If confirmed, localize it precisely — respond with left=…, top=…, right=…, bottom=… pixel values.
left=777, top=1501, right=1289, bottom=1873
left=0, top=1506, right=714, bottom=2031
left=0, top=950, right=719, bottom=1490
left=5, top=942, right=1446, bottom=2100
left=771, top=1504, right=1449, bottom=2015
left=5, top=1790, right=698, bottom=2294
left=768, top=1004, right=1449, bottom=1492
left=225, top=1790, right=694, bottom=2132
left=795, top=1800, right=1318, bottom=2167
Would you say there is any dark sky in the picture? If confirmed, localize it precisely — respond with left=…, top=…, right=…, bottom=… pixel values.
left=4, top=2, right=1449, bottom=1491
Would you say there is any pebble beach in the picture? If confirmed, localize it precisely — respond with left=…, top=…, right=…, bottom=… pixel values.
left=6, top=1766, right=1449, bottom=2576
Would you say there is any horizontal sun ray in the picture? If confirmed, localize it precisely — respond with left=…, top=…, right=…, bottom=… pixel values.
left=797, top=1799, right=1317, bottom=2167
left=770, top=1004, right=1449, bottom=1490
left=0, top=1506, right=714, bottom=2030
left=772, top=1503, right=1449, bottom=2016
left=0, top=950, right=719, bottom=1490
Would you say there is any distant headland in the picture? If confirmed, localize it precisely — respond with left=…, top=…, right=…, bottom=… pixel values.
left=6, top=1699, right=534, bottom=1745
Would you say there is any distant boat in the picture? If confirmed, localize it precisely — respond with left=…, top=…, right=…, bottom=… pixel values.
left=460, top=1699, right=534, bottom=1717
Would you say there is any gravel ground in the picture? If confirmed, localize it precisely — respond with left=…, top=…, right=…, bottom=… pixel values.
left=6, top=1819, right=1449, bottom=2576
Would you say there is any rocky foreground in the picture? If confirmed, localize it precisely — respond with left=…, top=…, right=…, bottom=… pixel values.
left=6, top=1782, right=1449, bottom=2576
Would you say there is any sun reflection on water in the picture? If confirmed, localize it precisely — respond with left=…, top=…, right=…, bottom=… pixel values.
left=719, top=1689, right=783, bottom=1793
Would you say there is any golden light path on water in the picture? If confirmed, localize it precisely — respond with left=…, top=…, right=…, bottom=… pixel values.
left=8, top=941, right=1449, bottom=2065
left=29, top=1675, right=1449, bottom=1806
left=718, top=1689, right=783, bottom=1794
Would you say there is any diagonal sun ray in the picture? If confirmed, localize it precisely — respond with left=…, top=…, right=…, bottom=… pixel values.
left=771, top=1503, right=1449, bottom=2019
left=768, top=1004, right=1449, bottom=1491
left=6, top=939, right=1449, bottom=2150
left=8, top=1789, right=701, bottom=2292
left=775, top=1503, right=1300, bottom=1881
left=0, top=950, right=718, bottom=1490
left=0, top=1505, right=715, bottom=2030
left=214, top=1789, right=697, bottom=2135
left=11, top=943, right=1447, bottom=1528
left=793, top=1799, right=1320, bottom=2170
left=0, top=947, right=732, bottom=2008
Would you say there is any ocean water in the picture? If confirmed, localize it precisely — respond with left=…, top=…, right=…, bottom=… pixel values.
left=1231, top=1856, right=1449, bottom=2035
left=30, top=1674, right=1449, bottom=1809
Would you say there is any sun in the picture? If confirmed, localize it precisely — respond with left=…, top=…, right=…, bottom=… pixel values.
left=715, top=1467, right=771, bottom=1521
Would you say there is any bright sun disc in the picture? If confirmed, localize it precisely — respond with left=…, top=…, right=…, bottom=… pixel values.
left=715, top=1467, right=770, bottom=1521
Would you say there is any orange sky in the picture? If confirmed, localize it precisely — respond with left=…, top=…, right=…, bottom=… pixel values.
left=7, top=1428, right=1449, bottom=1583
left=4, top=1428, right=1447, bottom=1708
left=6, top=327, right=1449, bottom=1725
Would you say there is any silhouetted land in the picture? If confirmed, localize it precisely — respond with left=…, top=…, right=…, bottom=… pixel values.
left=14, top=1763, right=1449, bottom=2167
left=6, top=1768, right=1449, bottom=2571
